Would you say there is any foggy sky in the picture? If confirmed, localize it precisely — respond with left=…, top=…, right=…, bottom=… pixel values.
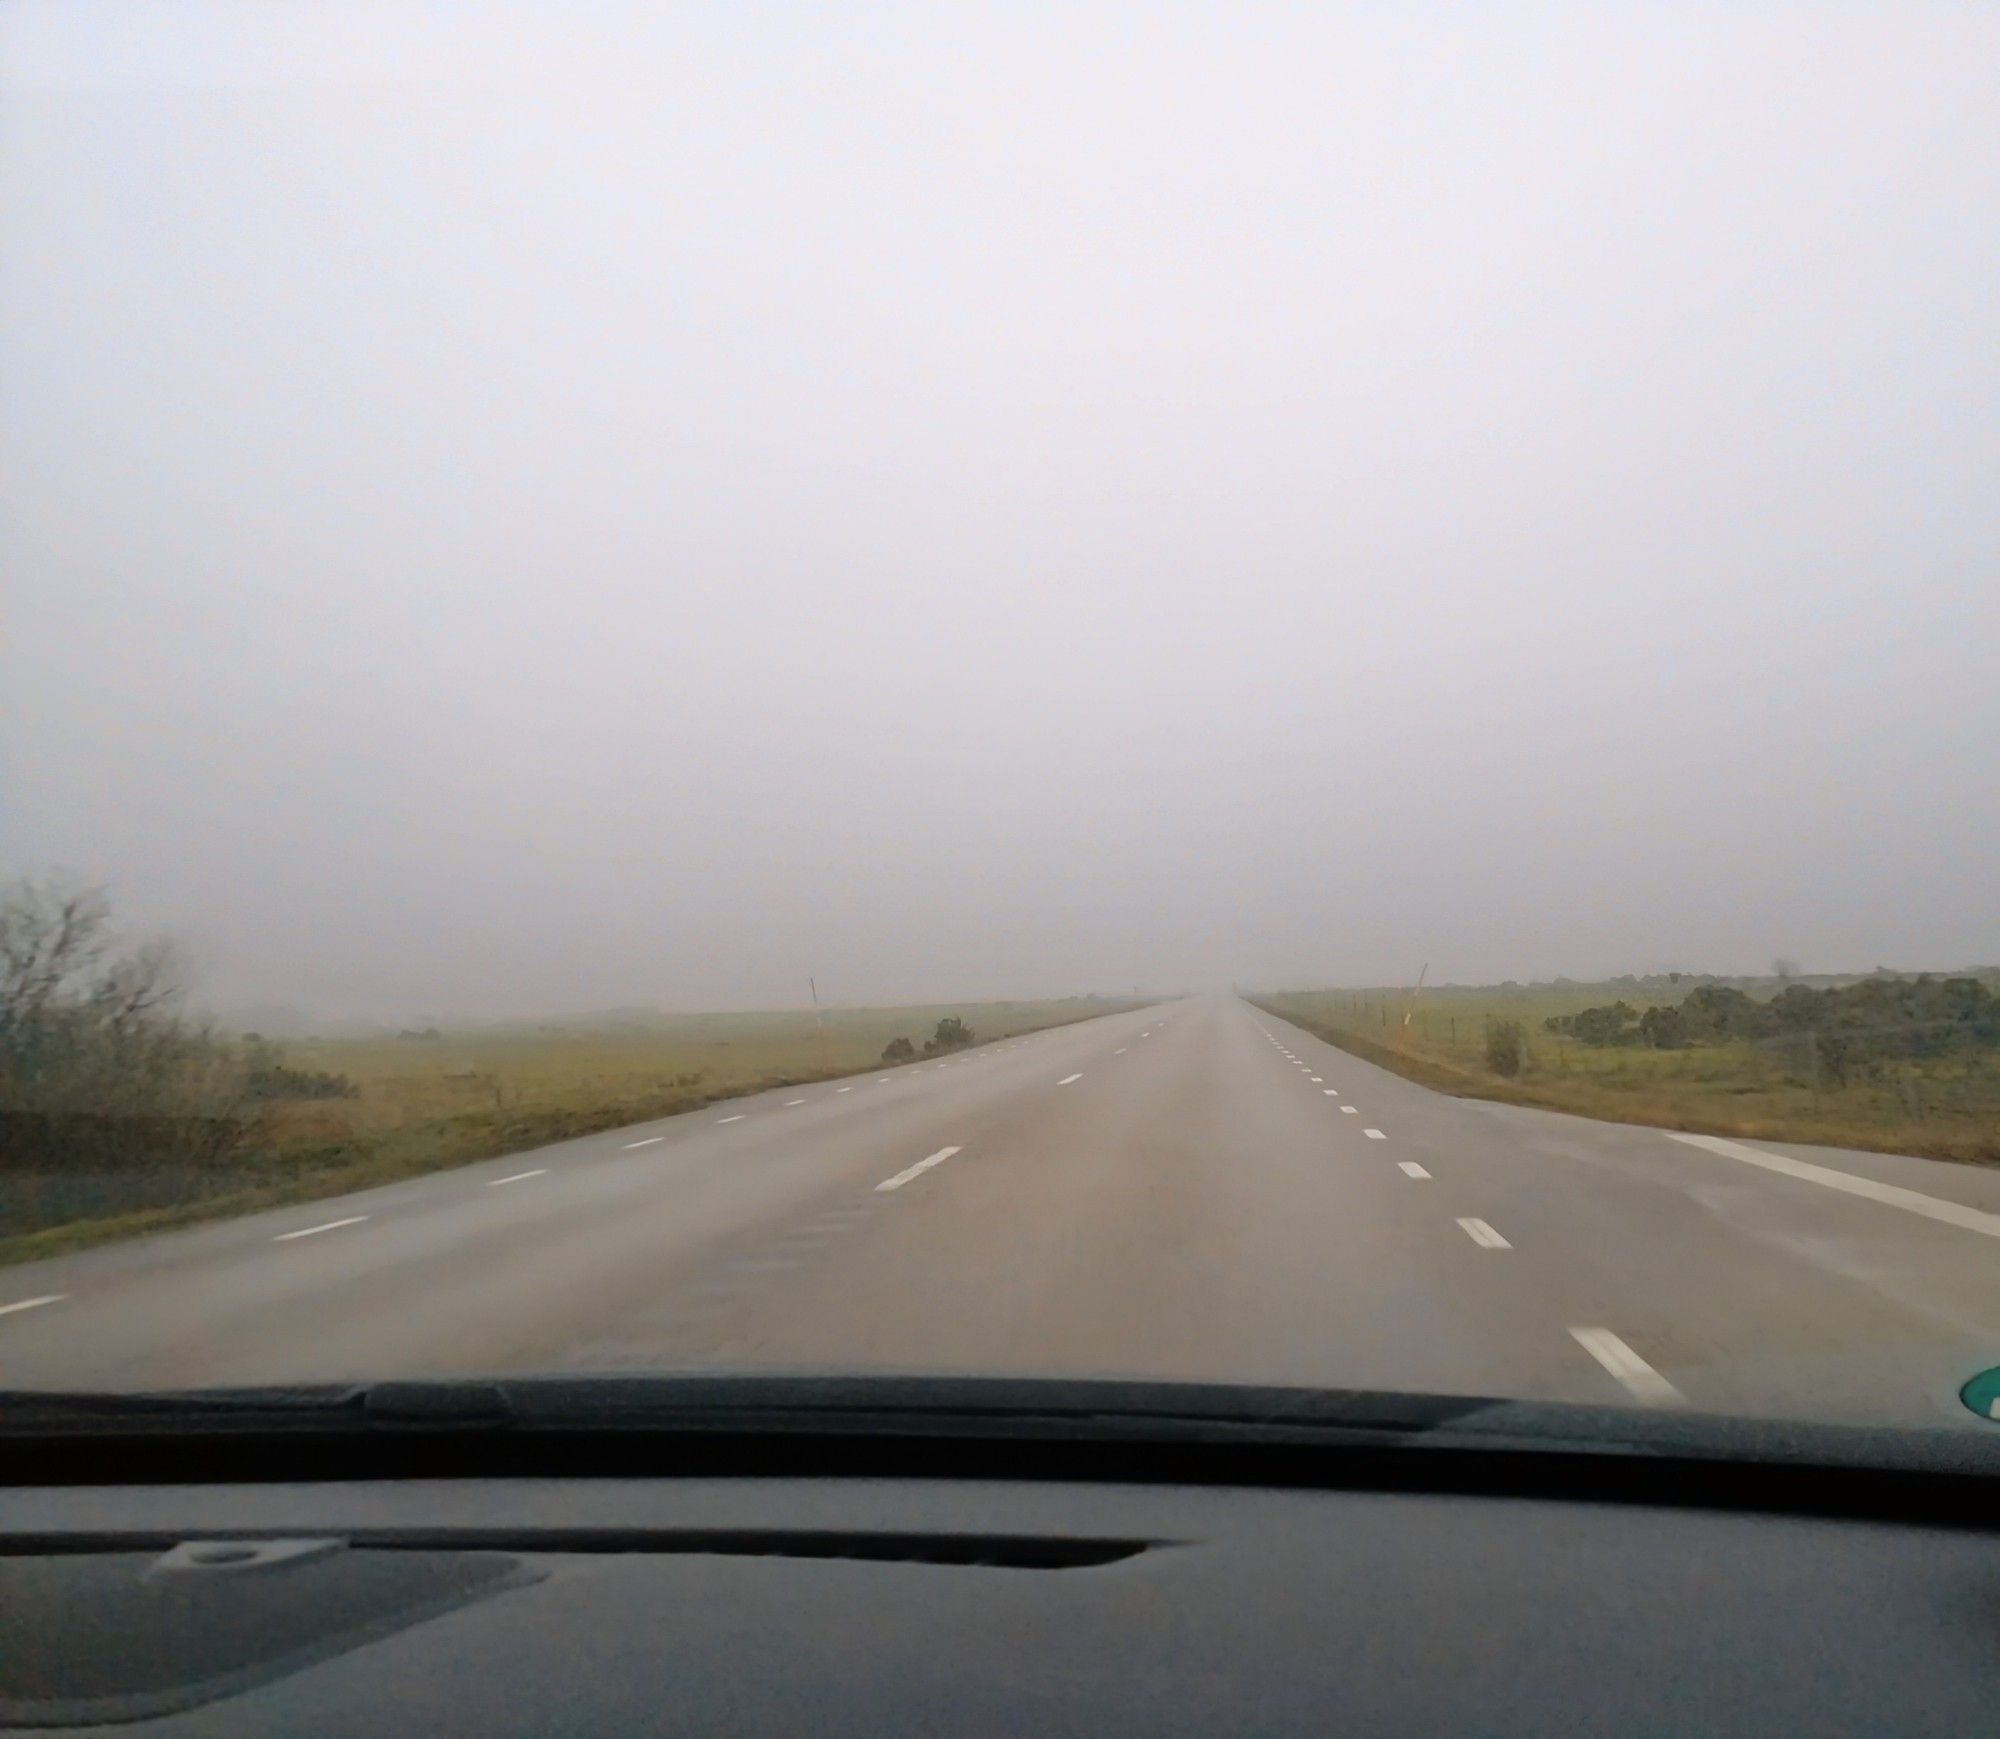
left=4, top=2, right=1996, bottom=1018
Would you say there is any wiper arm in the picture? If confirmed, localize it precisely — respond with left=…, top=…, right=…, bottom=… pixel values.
left=0, top=1374, right=1486, bottom=1441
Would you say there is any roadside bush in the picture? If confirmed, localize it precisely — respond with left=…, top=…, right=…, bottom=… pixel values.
left=1638, top=1005, right=1690, bottom=1049
left=922, top=1017, right=974, bottom=1057
left=1485, top=1017, right=1526, bottom=1077
left=881, top=1036, right=916, bottom=1063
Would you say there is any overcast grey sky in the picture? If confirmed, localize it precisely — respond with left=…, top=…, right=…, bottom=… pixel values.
left=4, top=2, right=1996, bottom=1017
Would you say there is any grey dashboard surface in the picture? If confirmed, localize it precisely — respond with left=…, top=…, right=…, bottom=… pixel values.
left=5, top=1476, right=1997, bottom=1735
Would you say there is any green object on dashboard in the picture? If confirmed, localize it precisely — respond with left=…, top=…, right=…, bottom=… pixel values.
left=1958, top=1368, right=2000, bottom=1422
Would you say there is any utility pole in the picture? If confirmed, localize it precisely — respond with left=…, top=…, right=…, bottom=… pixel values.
left=1403, top=962, right=1429, bottom=1030
left=808, top=976, right=828, bottom=1075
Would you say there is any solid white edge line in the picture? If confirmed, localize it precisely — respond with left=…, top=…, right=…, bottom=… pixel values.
left=274, top=1216, right=368, bottom=1242
left=0, top=1295, right=65, bottom=1317
left=1667, top=1132, right=2000, bottom=1239
left=1398, top=1162, right=1430, bottom=1179
left=876, top=1145, right=965, bottom=1192
left=1057, top=1072, right=1083, bottom=1085
left=489, top=1169, right=548, bottom=1186
left=1456, top=1217, right=1510, bottom=1248
left=622, top=1136, right=664, bottom=1148
left=1570, top=1327, right=1686, bottom=1406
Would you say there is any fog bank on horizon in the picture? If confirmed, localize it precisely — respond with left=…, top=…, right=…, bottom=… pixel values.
left=4, top=2, right=1995, bottom=1021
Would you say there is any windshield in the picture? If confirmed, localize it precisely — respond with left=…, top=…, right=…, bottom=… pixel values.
left=3, top=2, right=1997, bottom=1437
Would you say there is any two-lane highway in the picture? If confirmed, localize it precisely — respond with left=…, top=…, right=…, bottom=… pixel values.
left=6, top=996, right=2000, bottom=1425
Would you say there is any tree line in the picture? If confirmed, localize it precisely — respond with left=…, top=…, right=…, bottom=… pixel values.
left=1544, top=976, right=2000, bottom=1080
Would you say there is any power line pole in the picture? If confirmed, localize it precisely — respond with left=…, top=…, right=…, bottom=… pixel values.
left=808, top=976, right=828, bottom=1075
left=1403, top=962, right=1429, bottom=1031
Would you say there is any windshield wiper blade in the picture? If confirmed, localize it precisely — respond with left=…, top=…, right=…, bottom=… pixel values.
left=0, top=1385, right=369, bottom=1430
left=0, top=1375, right=1491, bottom=1440
left=5, top=1376, right=1997, bottom=1485
left=410, top=1373, right=1507, bottom=1435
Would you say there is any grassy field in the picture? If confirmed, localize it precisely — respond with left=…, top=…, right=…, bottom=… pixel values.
left=1253, top=980, right=2000, bottom=1167
left=0, top=997, right=1137, bottom=1265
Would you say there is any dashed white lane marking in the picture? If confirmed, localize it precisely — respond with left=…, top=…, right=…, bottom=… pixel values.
left=489, top=1169, right=548, bottom=1187
left=0, top=1295, right=65, bottom=1318
left=623, top=1136, right=664, bottom=1148
left=1456, top=1217, right=1510, bottom=1249
left=784, top=1098, right=807, bottom=1106
left=1309, top=1076, right=1323, bottom=1083
left=1323, top=1089, right=1339, bottom=1096
left=1058, top=1072, right=1084, bottom=1085
left=1115, top=1048, right=1128, bottom=1054
left=1571, top=1327, right=1685, bottom=1405
left=876, top=1145, right=965, bottom=1192
left=1668, top=1132, right=2000, bottom=1239
left=837, top=1086, right=855, bottom=1093
left=1341, top=1106, right=1359, bottom=1114
left=876, top=1077, right=891, bottom=1083
left=274, top=1215, right=368, bottom=1243
left=1364, top=1125, right=1385, bottom=1137
left=1398, top=1162, right=1431, bottom=1179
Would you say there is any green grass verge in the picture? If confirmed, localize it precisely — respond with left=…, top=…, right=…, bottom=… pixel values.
left=1, top=998, right=1142, bottom=1267
left=1252, top=987, right=2000, bottom=1168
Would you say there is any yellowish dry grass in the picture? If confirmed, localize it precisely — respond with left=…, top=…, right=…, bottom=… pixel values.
left=1257, top=986, right=2000, bottom=1166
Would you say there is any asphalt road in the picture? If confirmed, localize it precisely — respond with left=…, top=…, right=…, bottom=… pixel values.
left=6, top=995, right=2000, bottom=1426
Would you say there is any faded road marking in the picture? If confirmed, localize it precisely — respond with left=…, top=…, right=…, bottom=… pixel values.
left=274, top=1216, right=368, bottom=1243
left=876, top=1145, right=965, bottom=1192
left=1571, top=1327, right=1685, bottom=1406
left=1457, top=1217, right=1510, bottom=1249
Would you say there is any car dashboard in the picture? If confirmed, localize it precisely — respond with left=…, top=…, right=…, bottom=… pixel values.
left=5, top=1465, right=1998, bottom=1734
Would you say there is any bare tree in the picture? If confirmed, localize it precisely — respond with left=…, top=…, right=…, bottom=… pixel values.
left=0, top=875, right=251, bottom=1174
left=0, top=878, right=112, bottom=1026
